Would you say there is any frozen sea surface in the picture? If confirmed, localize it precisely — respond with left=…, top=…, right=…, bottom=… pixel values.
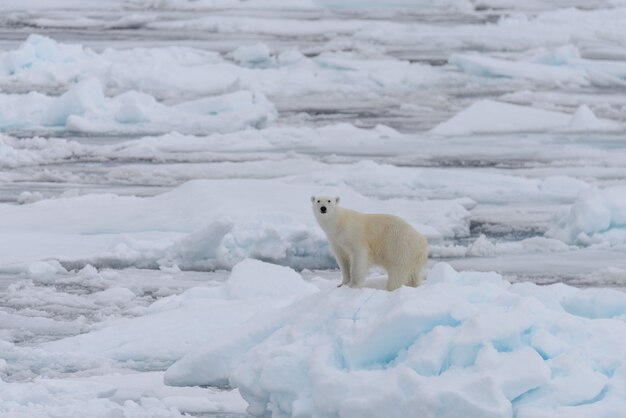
left=1, top=0, right=626, bottom=417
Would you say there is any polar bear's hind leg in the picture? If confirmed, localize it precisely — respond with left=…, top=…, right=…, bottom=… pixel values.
left=408, top=251, right=428, bottom=287
left=385, top=265, right=408, bottom=291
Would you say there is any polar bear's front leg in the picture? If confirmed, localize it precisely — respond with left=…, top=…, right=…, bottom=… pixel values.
left=349, top=249, right=368, bottom=287
left=332, top=245, right=351, bottom=287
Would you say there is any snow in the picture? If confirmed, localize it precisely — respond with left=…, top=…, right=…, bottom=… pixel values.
left=161, top=261, right=626, bottom=418
left=0, top=176, right=474, bottom=269
left=548, top=186, right=626, bottom=246
left=1, top=1, right=626, bottom=417
left=567, top=105, right=618, bottom=132
left=447, top=43, right=626, bottom=88
left=225, top=259, right=318, bottom=299
left=449, top=51, right=587, bottom=85
left=0, top=370, right=247, bottom=418
left=0, top=77, right=276, bottom=135
left=0, top=34, right=446, bottom=105
left=431, top=100, right=621, bottom=136
left=0, top=157, right=598, bottom=271
left=233, top=43, right=272, bottom=66
left=12, top=257, right=624, bottom=418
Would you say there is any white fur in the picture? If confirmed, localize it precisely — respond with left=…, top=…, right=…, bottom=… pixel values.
left=311, top=196, right=428, bottom=291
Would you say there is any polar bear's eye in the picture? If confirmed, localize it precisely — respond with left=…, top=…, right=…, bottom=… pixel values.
left=317, top=200, right=320, bottom=203
left=328, top=200, right=331, bottom=203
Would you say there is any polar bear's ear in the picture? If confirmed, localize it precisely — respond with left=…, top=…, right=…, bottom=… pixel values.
left=335, top=197, right=340, bottom=204
left=310, top=196, right=316, bottom=203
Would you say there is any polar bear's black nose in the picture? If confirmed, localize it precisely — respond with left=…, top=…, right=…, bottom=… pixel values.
left=320, top=206, right=327, bottom=213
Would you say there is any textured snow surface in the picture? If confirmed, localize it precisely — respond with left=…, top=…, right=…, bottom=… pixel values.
left=162, top=261, right=626, bottom=418
left=4, top=259, right=624, bottom=418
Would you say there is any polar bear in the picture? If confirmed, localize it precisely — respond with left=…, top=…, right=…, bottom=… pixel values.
left=311, top=196, right=428, bottom=291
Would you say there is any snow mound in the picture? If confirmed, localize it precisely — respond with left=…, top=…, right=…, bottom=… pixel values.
left=0, top=34, right=93, bottom=78
left=547, top=186, right=626, bottom=245
left=232, top=43, right=272, bottom=66
left=0, top=34, right=233, bottom=98
left=467, top=234, right=496, bottom=257
left=27, top=260, right=68, bottom=283
left=0, top=77, right=276, bottom=134
left=164, top=262, right=626, bottom=418
left=225, top=259, right=318, bottom=299
left=431, top=100, right=570, bottom=135
left=567, top=104, right=618, bottom=132
left=431, top=100, right=621, bottom=135
left=43, top=77, right=106, bottom=126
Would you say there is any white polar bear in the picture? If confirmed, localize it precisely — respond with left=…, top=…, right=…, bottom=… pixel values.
left=311, top=196, right=428, bottom=291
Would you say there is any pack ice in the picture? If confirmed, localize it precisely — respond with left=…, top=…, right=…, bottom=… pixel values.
left=2, top=1, right=626, bottom=417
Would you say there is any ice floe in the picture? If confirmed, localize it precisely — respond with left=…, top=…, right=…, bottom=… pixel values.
left=0, top=35, right=447, bottom=106
left=0, top=77, right=276, bottom=134
left=431, top=100, right=622, bottom=135
left=451, top=44, right=626, bottom=88
left=0, top=369, right=246, bottom=418
left=3, top=258, right=626, bottom=417
left=0, top=152, right=598, bottom=271
left=0, top=178, right=470, bottom=270
left=548, top=186, right=626, bottom=246
left=449, top=51, right=587, bottom=85
left=160, top=260, right=626, bottom=418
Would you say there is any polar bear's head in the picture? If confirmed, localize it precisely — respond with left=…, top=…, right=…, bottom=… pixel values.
left=311, top=196, right=340, bottom=217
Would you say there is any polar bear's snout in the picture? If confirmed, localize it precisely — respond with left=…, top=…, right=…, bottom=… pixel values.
left=311, top=195, right=340, bottom=217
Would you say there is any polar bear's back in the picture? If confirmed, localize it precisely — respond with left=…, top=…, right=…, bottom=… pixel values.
left=362, top=213, right=427, bottom=269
